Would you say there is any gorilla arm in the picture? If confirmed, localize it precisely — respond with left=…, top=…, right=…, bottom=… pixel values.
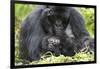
left=19, top=5, right=47, bottom=61
left=68, top=8, right=94, bottom=52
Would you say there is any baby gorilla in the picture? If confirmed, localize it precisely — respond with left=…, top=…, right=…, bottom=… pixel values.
left=42, top=35, right=79, bottom=56
left=42, top=36, right=61, bottom=56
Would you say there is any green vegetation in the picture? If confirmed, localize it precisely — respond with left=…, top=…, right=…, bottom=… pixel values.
left=15, top=4, right=95, bottom=65
left=77, top=7, right=95, bottom=38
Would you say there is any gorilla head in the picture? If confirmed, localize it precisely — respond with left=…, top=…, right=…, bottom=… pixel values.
left=40, top=6, right=71, bottom=36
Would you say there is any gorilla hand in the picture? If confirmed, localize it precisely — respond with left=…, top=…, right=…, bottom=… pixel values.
left=48, top=37, right=60, bottom=48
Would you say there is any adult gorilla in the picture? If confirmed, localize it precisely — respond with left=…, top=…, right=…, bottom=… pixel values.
left=19, top=5, right=93, bottom=62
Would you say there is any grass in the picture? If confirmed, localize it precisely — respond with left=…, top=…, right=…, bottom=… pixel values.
left=15, top=51, right=94, bottom=65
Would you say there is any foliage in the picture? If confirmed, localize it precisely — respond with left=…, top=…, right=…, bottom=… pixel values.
left=77, top=7, right=94, bottom=38
left=15, top=4, right=95, bottom=65
left=15, top=52, right=94, bottom=65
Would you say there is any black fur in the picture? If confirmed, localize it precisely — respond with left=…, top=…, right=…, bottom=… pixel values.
left=19, top=5, right=93, bottom=62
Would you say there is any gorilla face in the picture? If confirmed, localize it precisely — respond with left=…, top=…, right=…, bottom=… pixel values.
left=41, top=6, right=70, bottom=36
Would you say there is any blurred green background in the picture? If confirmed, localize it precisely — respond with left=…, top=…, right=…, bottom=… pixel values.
left=15, top=4, right=95, bottom=65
